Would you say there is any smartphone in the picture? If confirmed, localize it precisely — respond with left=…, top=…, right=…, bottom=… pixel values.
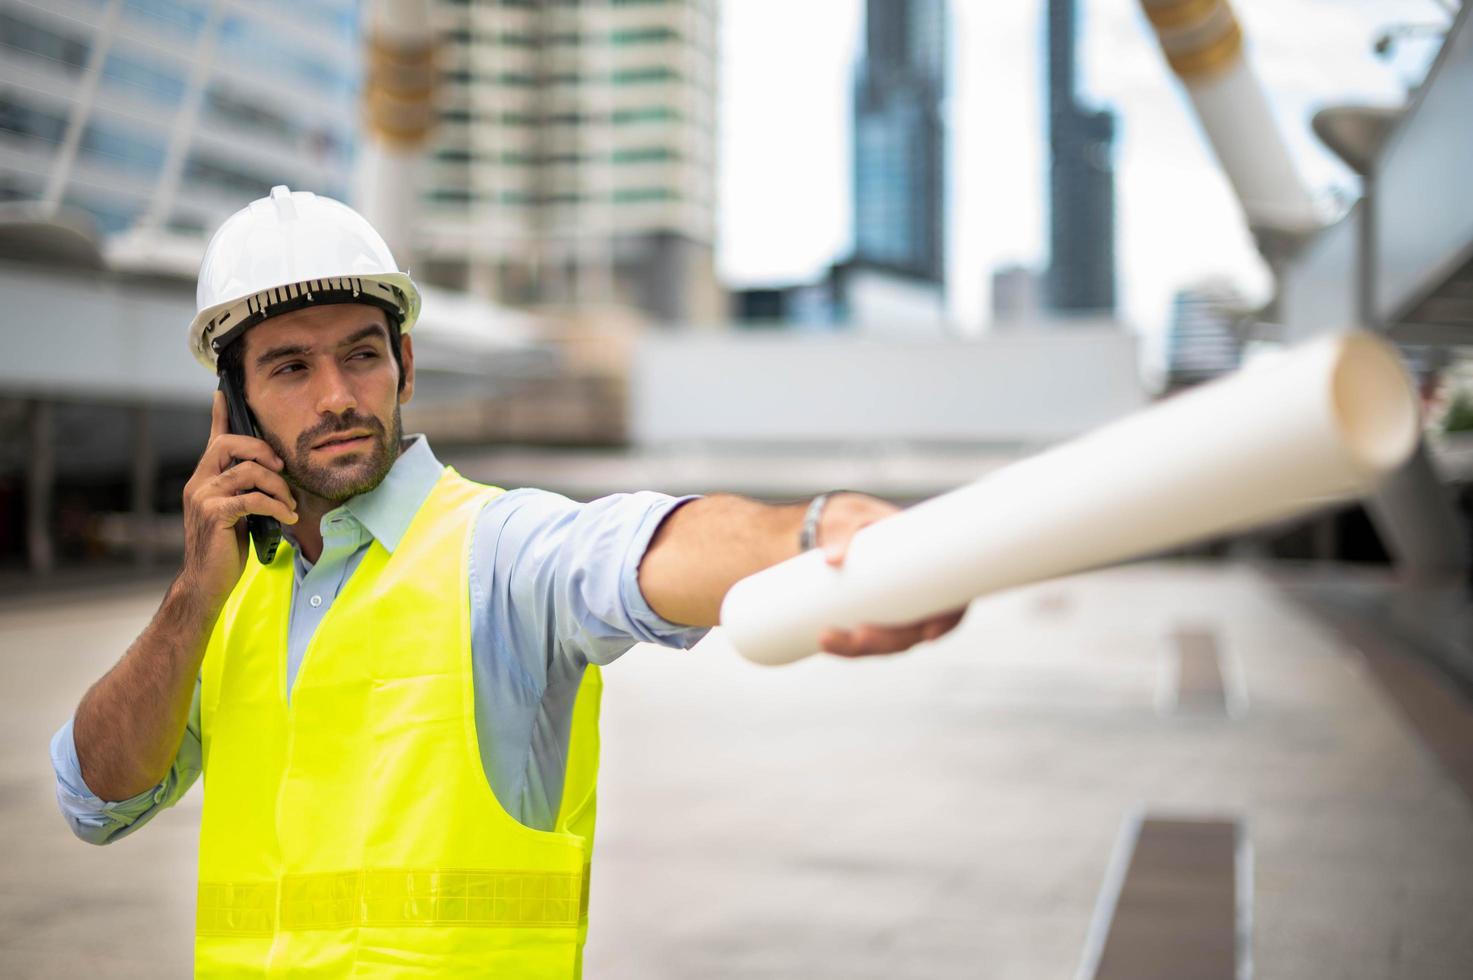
left=217, top=374, right=283, bottom=565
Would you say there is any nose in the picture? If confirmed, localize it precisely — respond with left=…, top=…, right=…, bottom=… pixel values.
left=313, top=361, right=357, bottom=417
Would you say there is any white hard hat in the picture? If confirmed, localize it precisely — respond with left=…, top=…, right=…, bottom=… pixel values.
left=187, top=185, right=421, bottom=372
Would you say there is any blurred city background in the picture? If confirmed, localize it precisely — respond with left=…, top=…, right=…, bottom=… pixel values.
left=3, top=0, right=1473, bottom=976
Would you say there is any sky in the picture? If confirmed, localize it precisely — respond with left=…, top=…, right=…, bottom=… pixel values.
left=714, top=0, right=1450, bottom=374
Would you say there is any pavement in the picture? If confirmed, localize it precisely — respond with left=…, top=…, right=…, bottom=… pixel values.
left=2, top=561, right=1472, bottom=978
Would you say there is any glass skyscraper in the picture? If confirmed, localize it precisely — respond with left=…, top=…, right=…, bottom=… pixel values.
left=0, top=0, right=361, bottom=240
left=1045, top=0, right=1116, bottom=315
left=851, top=0, right=947, bottom=285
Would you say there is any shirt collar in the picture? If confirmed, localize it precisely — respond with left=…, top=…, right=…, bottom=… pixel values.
left=284, top=433, right=445, bottom=555
left=346, top=433, right=445, bottom=553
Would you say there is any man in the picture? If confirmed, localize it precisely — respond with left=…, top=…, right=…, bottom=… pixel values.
left=50, top=187, right=963, bottom=977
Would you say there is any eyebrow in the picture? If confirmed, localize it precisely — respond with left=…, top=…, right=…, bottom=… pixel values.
left=255, top=323, right=389, bottom=370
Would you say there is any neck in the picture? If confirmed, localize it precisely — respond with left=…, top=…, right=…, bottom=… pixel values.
left=290, top=493, right=336, bottom=566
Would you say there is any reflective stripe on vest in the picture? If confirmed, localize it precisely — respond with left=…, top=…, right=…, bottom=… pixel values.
left=196, top=467, right=601, bottom=978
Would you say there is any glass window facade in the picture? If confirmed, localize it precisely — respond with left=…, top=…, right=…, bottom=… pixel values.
left=202, top=85, right=354, bottom=168
left=102, top=48, right=187, bottom=104
left=63, top=193, right=142, bottom=233
left=612, top=187, right=676, bottom=203
left=184, top=152, right=277, bottom=200
left=0, top=2, right=363, bottom=238
left=80, top=119, right=167, bottom=174
left=611, top=146, right=676, bottom=163
left=853, top=107, right=915, bottom=268
left=0, top=9, right=90, bottom=74
left=124, top=0, right=207, bottom=38
left=266, top=0, right=358, bottom=47
left=612, top=105, right=679, bottom=124
left=612, top=66, right=678, bottom=84
left=0, top=90, right=68, bottom=145
left=218, top=15, right=356, bottom=101
left=851, top=0, right=947, bottom=283
left=611, top=27, right=677, bottom=45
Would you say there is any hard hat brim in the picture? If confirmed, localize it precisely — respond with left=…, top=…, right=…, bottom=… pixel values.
left=188, top=272, right=421, bottom=372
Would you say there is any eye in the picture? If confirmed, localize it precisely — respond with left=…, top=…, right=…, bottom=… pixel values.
left=274, top=362, right=304, bottom=377
left=350, top=349, right=379, bottom=360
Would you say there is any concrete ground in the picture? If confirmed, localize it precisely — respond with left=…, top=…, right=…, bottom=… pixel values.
left=2, top=562, right=1472, bottom=977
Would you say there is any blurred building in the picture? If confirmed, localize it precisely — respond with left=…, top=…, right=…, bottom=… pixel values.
left=1044, top=0, right=1115, bottom=315
left=418, top=0, right=720, bottom=324
left=633, top=327, right=1145, bottom=449
left=0, top=0, right=364, bottom=572
left=0, top=0, right=361, bottom=243
left=730, top=281, right=839, bottom=329
left=851, top=0, right=946, bottom=286
left=1165, top=280, right=1245, bottom=389
left=990, top=263, right=1043, bottom=326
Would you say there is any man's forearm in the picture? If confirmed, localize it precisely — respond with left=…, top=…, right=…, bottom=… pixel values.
left=638, top=494, right=808, bottom=627
left=72, top=575, right=219, bottom=802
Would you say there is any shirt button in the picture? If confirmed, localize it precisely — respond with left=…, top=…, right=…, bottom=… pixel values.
left=309, top=594, right=323, bottom=608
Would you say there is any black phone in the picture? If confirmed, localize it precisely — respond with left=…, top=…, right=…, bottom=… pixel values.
left=217, top=374, right=282, bottom=565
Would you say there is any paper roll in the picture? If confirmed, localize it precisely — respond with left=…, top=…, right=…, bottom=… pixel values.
left=720, top=331, right=1419, bottom=666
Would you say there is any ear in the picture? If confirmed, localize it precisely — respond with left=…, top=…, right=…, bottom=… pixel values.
left=398, top=332, right=415, bottom=405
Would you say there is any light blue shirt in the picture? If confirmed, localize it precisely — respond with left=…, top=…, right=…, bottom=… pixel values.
left=50, top=435, right=708, bottom=842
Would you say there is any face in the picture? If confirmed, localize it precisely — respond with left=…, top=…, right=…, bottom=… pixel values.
left=239, top=303, right=415, bottom=505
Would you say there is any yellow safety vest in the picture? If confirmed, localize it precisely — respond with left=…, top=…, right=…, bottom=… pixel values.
left=195, top=467, right=602, bottom=978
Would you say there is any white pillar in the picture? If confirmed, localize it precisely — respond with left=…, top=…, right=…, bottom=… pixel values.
left=41, top=0, right=125, bottom=214
left=137, top=0, right=225, bottom=232
left=354, top=0, right=439, bottom=263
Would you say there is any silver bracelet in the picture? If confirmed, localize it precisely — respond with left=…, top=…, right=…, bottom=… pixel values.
left=799, top=493, right=832, bottom=552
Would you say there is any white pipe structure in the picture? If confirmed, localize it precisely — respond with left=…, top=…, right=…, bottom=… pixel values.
left=354, top=0, right=439, bottom=262
left=721, top=331, right=1419, bottom=666
left=138, top=0, right=224, bottom=234
left=1138, top=0, right=1321, bottom=235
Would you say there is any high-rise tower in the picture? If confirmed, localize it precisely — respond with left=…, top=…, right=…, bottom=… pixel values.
left=852, top=0, right=947, bottom=285
left=419, top=0, right=719, bottom=324
left=1045, top=0, right=1116, bottom=314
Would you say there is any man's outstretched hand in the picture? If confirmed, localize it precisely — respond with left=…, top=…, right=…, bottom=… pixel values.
left=813, top=493, right=967, bottom=658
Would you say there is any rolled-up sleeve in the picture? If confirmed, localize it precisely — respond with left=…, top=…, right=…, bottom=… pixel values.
left=474, top=488, right=712, bottom=672
left=50, top=679, right=203, bottom=845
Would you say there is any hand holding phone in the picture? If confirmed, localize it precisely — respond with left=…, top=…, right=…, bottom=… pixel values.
left=180, top=390, right=296, bottom=612
left=216, top=375, right=284, bottom=566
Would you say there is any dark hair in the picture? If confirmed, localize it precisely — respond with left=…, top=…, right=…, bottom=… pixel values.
left=216, top=311, right=407, bottom=401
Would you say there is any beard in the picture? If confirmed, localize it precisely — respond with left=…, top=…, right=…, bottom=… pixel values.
left=261, top=402, right=403, bottom=505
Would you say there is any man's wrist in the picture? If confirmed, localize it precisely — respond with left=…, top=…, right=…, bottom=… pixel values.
left=159, top=571, right=225, bottom=656
left=798, top=493, right=831, bottom=552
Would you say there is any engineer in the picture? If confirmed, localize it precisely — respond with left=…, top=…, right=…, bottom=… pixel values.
left=50, top=186, right=963, bottom=977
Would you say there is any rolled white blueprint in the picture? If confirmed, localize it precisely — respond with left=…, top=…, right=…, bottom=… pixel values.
left=721, top=331, right=1418, bottom=666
